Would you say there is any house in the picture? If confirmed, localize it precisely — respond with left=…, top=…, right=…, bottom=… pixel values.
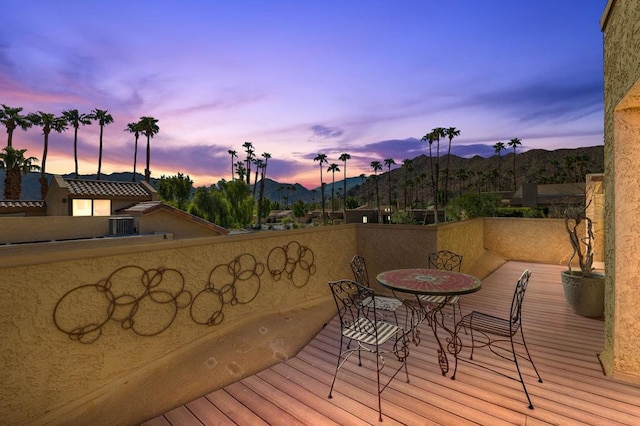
left=0, top=175, right=227, bottom=243
left=44, top=175, right=159, bottom=216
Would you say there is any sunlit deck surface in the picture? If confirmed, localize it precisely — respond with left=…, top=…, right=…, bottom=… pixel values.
left=143, top=261, right=640, bottom=425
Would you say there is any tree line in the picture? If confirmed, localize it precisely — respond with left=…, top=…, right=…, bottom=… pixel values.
left=0, top=104, right=159, bottom=200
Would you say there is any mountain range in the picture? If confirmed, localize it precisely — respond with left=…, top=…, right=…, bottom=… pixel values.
left=1, top=146, right=604, bottom=203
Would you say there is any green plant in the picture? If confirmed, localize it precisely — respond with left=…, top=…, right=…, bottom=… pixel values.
left=446, top=192, right=501, bottom=221
left=390, top=210, right=415, bottom=224
left=496, top=207, right=545, bottom=218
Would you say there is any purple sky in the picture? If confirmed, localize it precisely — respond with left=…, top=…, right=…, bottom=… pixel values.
left=1, top=1, right=606, bottom=189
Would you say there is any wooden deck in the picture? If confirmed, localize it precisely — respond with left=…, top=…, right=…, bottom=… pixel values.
left=142, top=262, right=640, bottom=425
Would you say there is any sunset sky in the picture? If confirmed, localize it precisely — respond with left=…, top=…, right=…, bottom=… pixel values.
left=2, top=1, right=606, bottom=189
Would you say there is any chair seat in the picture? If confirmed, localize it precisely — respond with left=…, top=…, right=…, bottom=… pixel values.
left=362, top=295, right=403, bottom=311
left=458, top=311, right=518, bottom=338
left=343, top=317, right=400, bottom=345
left=418, top=294, right=460, bottom=305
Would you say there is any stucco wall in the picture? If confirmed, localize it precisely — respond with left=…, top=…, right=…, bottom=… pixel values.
left=601, top=0, right=640, bottom=381
left=0, top=216, right=109, bottom=243
left=0, top=210, right=226, bottom=244
left=0, top=226, right=355, bottom=425
left=0, top=218, right=594, bottom=424
left=484, top=218, right=575, bottom=267
left=137, top=209, right=227, bottom=238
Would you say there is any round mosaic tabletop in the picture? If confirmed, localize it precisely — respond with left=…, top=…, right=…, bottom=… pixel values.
left=376, top=268, right=481, bottom=296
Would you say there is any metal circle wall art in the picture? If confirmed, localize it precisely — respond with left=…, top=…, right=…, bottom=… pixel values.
left=190, top=253, right=265, bottom=326
left=53, top=266, right=191, bottom=344
left=267, top=241, right=316, bottom=288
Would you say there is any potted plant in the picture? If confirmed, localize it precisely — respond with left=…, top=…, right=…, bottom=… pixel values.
left=560, top=197, right=605, bottom=318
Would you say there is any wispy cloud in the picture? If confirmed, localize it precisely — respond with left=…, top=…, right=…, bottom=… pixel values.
left=310, top=125, right=343, bottom=139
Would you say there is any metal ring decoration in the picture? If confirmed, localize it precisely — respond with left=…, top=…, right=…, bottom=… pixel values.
left=190, top=253, right=265, bottom=326
left=53, top=265, right=191, bottom=344
left=267, top=241, right=316, bottom=288
left=54, top=244, right=316, bottom=340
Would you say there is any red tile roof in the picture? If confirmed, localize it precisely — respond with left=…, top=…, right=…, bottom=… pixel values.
left=65, top=179, right=151, bottom=198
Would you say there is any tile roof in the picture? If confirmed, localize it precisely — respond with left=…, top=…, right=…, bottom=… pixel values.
left=118, top=201, right=163, bottom=212
left=65, top=179, right=151, bottom=198
left=0, top=200, right=46, bottom=209
left=118, top=201, right=229, bottom=235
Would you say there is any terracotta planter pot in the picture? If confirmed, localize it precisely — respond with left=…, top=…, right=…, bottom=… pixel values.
left=560, top=270, right=605, bottom=318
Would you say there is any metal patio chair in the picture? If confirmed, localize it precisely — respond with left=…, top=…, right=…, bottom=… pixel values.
left=452, top=269, right=543, bottom=409
left=350, top=255, right=403, bottom=324
left=418, top=250, right=464, bottom=326
left=327, top=279, right=410, bottom=422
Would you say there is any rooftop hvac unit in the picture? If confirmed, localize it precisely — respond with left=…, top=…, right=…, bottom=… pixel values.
left=108, top=216, right=135, bottom=236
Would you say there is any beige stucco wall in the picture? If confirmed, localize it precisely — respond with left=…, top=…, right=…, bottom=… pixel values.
left=0, top=210, right=226, bottom=244
left=484, top=218, right=575, bottom=267
left=601, top=0, right=640, bottom=382
left=136, top=209, right=227, bottom=238
left=0, top=216, right=110, bottom=244
left=0, top=226, right=357, bottom=425
left=0, top=219, right=588, bottom=424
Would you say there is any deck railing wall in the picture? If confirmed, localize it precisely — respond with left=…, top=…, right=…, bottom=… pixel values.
left=0, top=218, right=576, bottom=425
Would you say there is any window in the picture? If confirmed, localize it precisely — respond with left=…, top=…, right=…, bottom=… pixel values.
left=72, top=199, right=112, bottom=216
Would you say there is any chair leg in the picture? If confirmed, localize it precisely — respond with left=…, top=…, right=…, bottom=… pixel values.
left=451, top=321, right=462, bottom=380
left=510, top=335, right=534, bottom=409
left=329, top=336, right=345, bottom=398
left=519, top=327, right=543, bottom=383
left=375, top=349, right=383, bottom=422
left=456, top=301, right=467, bottom=334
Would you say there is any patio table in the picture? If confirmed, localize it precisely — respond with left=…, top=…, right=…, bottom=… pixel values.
left=376, top=268, right=481, bottom=375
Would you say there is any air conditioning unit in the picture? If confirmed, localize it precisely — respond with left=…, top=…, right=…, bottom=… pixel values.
left=108, top=216, right=136, bottom=236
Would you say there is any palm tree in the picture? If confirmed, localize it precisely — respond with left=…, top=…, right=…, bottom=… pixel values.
left=290, top=185, right=297, bottom=205
left=63, top=110, right=93, bottom=179
left=575, top=154, right=589, bottom=181
left=88, top=109, right=114, bottom=180
left=242, top=141, right=254, bottom=185
left=384, top=158, right=396, bottom=210
left=422, top=128, right=444, bottom=223
left=402, top=159, right=413, bottom=209
left=327, top=163, right=340, bottom=213
left=0, top=104, right=33, bottom=147
left=124, top=120, right=142, bottom=181
left=257, top=152, right=271, bottom=227
left=277, top=185, right=284, bottom=206
left=139, top=116, right=159, bottom=183
left=252, top=157, right=262, bottom=197
left=455, top=168, right=470, bottom=195
left=507, top=137, right=522, bottom=190
left=0, top=146, right=39, bottom=199
left=444, top=127, right=460, bottom=204
left=228, top=149, right=237, bottom=181
left=313, top=153, right=328, bottom=222
left=371, top=161, right=382, bottom=222
left=359, top=173, right=367, bottom=205
left=338, top=153, right=350, bottom=213
left=235, top=161, right=246, bottom=182
left=492, top=141, right=506, bottom=191
left=28, top=112, right=67, bottom=199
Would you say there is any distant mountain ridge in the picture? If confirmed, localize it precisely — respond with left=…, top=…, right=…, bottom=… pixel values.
left=1, top=146, right=604, bottom=202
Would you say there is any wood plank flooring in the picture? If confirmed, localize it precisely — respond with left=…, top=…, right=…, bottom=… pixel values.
left=143, top=261, right=640, bottom=425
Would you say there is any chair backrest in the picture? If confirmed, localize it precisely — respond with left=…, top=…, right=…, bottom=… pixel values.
left=328, top=279, right=377, bottom=334
left=350, top=255, right=370, bottom=287
left=428, top=250, right=463, bottom=272
left=510, top=269, right=532, bottom=331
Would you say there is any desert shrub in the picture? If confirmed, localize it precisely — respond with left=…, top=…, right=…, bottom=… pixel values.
left=390, top=210, right=416, bottom=224
left=496, top=207, right=545, bottom=218
left=446, top=192, right=501, bottom=220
